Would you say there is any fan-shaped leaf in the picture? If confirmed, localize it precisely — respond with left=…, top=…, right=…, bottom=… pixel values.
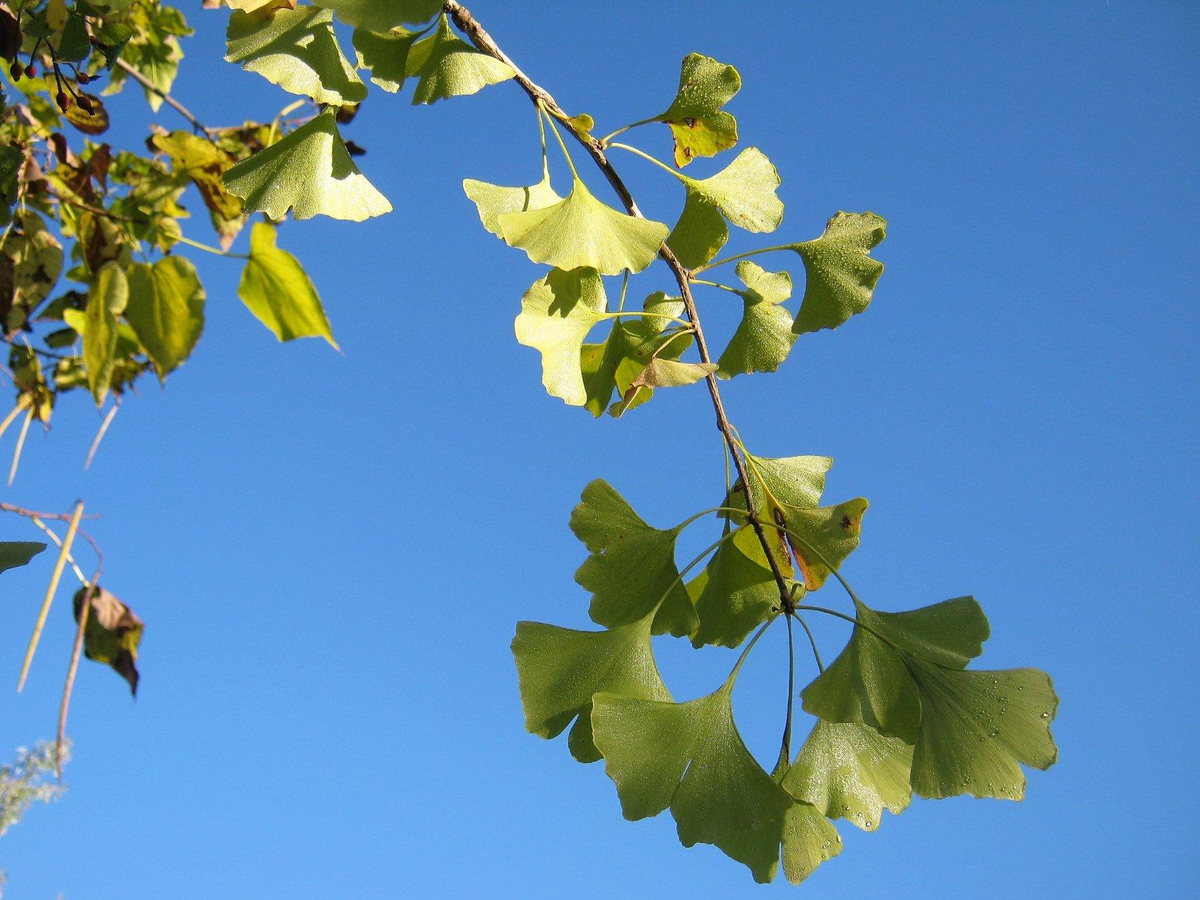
left=406, top=14, right=514, bottom=105
left=514, top=267, right=607, bottom=406
left=791, top=212, right=886, bottom=334
left=463, top=160, right=561, bottom=238
left=313, top=0, right=441, bottom=31
left=653, top=53, right=741, bottom=167
left=352, top=25, right=420, bottom=93
left=716, top=261, right=796, bottom=378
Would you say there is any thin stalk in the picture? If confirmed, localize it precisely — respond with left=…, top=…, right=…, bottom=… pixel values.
left=58, top=579, right=98, bottom=780
left=597, top=311, right=690, bottom=327
left=8, top=407, right=33, bottom=485
left=543, top=107, right=580, bottom=180
left=727, top=617, right=775, bottom=685
left=651, top=526, right=745, bottom=614
left=777, top=611, right=797, bottom=770
left=84, top=403, right=119, bottom=471
left=691, top=278, right=744, bottom=296
left=608, top=141, right=687, bottom=181
left=18, top=501, right=84, bottom=693
left=793, top=611, right=825, bottom=673
left=695, top=244, right=797, bottom=274
left=172, top=234, right=246, bottom=258
left=616, top=270, right=629, bottom=313
left=599, top=117, right=658, bottom=146
left=29, top=517, right=89, bottom=587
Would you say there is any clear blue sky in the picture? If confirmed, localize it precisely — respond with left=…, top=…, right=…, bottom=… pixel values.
left=2, top=1, right=1197, bottom=896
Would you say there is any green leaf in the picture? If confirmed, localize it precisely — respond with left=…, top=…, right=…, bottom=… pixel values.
left=0, top=542, right=46, bottom=574
left=666, top=189, right=727, bottom=269
left=800, top=597, right=991, bottom=743
left=688, top=527, right=785, bottom=649
left=514, top=267, right=607, bottom=407
left=83, top=262, right=127, bottom=406
left=462, top=161, right=561, bottom=238
left=101, top=3, right=187, bottom=113
left=784, top=720, right=913, bottom=831
left=151, top=131, right=244, bottom=249
left=124, top=257, right=205, bottom=380
left=224, top=111, right=391, bottom=221
left=406, top=14, right=514, bottom=105
left=499, top=173, right=669, bottom=276
left=674, top=148, right=783, bottom=234
left=716, top=261, right=796, bottom=378
left=72, top=586, right=143, bottom=696
left=791, top=212, right=886, bottom=334
left=777, top=792, right=843, bottom=885
left=783, top=497, right=868, bottom=592
left=592, top=684, right=793, bottom=882
left=570, top=479, right=697, bottom=638
left=653, top=53, right=741, bottom=168
left=313, top=0, right=442, bottom=31
left=511, top=618, right=669, bottom=764
left=580, top=293, right=692, bottom=418
left=226, top=6, right=366, bottom=105
left=352, top=25, right=421, bottom=93
left=238, top=222, right=337, bottom=347
left=628, top=358, right=716, bottom=389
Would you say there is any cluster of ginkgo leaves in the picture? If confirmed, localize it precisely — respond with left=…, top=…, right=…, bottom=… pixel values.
left=0, top=0, right=1058, bottom=886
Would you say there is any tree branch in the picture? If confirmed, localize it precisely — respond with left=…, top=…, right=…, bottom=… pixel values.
left=113, top=58, right=215, bottom=138
left=443, top=1, right=794, bottom=609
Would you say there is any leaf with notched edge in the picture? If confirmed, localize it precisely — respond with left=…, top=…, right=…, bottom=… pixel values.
left=73, top=586, right=144, bottom=696
left=716, top=261, right=796, bottom=379
left=514, top=267, right=607, bottom=407
left=463, top=159, right=561, bottom=238
left=405, top=14, right=513, bottom=105
left=791, top=212, right=886, bottom=334
left=652, top=53, right=741, bottom=168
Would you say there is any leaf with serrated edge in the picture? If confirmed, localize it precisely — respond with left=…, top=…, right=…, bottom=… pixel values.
left=653, top=53, right=741, bottom=167
left=791, top=212, right=886, bottom=334
left=514, top=267, right=607, bottom=406
left=511, top=617, right=669, bottom=764
left=717, top=261, right=795, bottom=378
left=124, top=256, right=205, bottom=380
left=570, top=479, right=696, bottom=637
left=224, top=111, right=391, bottom=221
left=237, top=222, right=337, bottom=347
left=785, top=720, right=913, bottom=831
left=499, top=174, right=669, bottom=276
left=225, top=6, right=366, bottom=105
left=406, top=14, right=513, bottom=105
left=463, top=160, right=561, bottom=238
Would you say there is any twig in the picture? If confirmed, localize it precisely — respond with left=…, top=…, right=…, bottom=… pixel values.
left=114, top=58, right=216, bottom=138
left=18, top=501, right=84, bottom=693
left=84, top=403, right=119, bottom=470
left=443, top=1, right=794, bottom=610
left=0, top=501, right=101, bottom=521
left=58, top=571, right=100, bottom=780
left=29, top=516, right=90, bottom=588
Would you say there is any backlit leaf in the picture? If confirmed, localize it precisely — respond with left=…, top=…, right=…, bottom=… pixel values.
left=237, top=222, right=336, bottom=346
left=72, top=586, right=143, bottom=696
left=352, top=25, right=421, bottom=93
left=226, top=6, right=366, bottom=105
left=791, top=212, right=886, bottom=334
left=514, top=267, right=607, bottom=407
left=667, top=190, right=727, bottom=269
left=223, top=110, right=391, bottom=221
left=512, top=617, right=669, bottom=763
left=462, top=160, right=561, bottom=238
left=716, top=261, right=795, bottom=378
left=313, top=0, right=442, bottom=31
left=570, top=479, right=697, bottom=637
left=653, top=53, right=741, bottom=167
left=124, top=256, right=205, bottom=380
left=673, top=148, right=783, bottom=234
left=499, top=174, right=669, bottom=276
left=406, top=14, right=514, bottom=105
left=151, top=130, right=244, bottom=249
left=83, top=262, right=127, bottom=406
left=689, top=527, right=786, bottom=649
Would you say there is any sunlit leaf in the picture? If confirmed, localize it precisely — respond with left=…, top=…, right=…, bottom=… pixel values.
left=352, top=25, right=421, bottom=93
left=716, top=261, right=795, bottom=378
left=462, top=160, right=561, bottom=238
left=72, top=586, right=143, bottom=696
left=83, top=262, right=127, bottom=406
left=652, top=53, right=741, bottom=167
left=676, top=148, right=783, bottom=233
left=313, top=0, right=442, bottom=31
left=223, top=110, right=391, bottom=221
left=514, top=267, right=607, bottom=407
left=512, top=617, right=669, bottom=763
left=791, top=212, right=886, bottom=334
left=667, top=190, right=726, bottom=269
left=151, top=130, right=244, bottom=249
left=570, top=479, right=697, bottom=637
left=688, top=527, right=785, bottom=649
left=225, top=6, right=366, bottom=105
left=499, top=173, right=669, bottom=276
left=124, top=256, right=205, bottom=380
left=237, top=222, right=336, bottom=346
left=406, top=14, right=513, bottom=105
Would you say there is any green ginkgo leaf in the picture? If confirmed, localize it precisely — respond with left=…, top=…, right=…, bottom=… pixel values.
left=791, top=212, right=886, bottom=334
left=498, top=174, right=669, bottom=276
left=514, top=267, right=607, bottom=407
left=224, top=111, right=391, bottom=221
left=463, top=160, right=562, bottom=238
left=352, top=25, right=421, bottom=93
left=83, top=262, right=127, bottom=406
left=667, top=190, right=727, bottom=269
left=674, top=148, right=783, bottom=233
left=777, top=790, right=843, bottom=885
left=313, top=0, right=442, bottom=31
left=784, top=719, right=913, bottom=831
left=592, top=683, right=793, bottom=882
left=225, top=6, right=367, bottom=106
left=717, top=261, right=796, bottom=378
left=124, top=256, right=205, bottom=380
left=570, top=479, right=697, bottom=637
left=782, top=497, right=868, bottom=591
left=511, top=617, right=669, bottom=764
left=653, top=53, right=741, bottom=167
left=406, top=14, right=514, bottom=105
left=0, top=542, right=46, bottom=574
left=237, top=222, right=337, bottom=347
left=580, top=293, right=692, bottom=418
left=689, top=527, right=788, bottom=649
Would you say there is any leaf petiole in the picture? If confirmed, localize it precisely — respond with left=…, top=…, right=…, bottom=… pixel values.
left=694, top=244, right=797, bottom=274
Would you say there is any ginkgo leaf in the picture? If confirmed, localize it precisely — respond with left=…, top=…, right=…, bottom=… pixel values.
left=224, top=111, right=391, bottom=221
left=907, top=661, right=1058, bottom=800
left=511, top=617, right=669, bottom=764
left=689, top=527, right=787, bottom=649
left=653, top=53, right=741, bottom=167
left=406, top=14, right=514, bottom=105
left=225, top=6, right=366, bottom=105
left=462, top=161, right=561, bottom=238
left=580, top=293, right=692, bottom=418
left=499, top=174, right=669, bottom=276
left=667, top=190, right=727, bottom=269
left=83, top=262, right=127, bottom=406
left=673, top=148, right=783, bottom=234
left=592, top=684, right=793, bottom=882
left=800, top=597, right=988, bottom=742
left=352, top=25, right=421, bottom=93
left=791, top=212, right=887, bottom=334
left=225, top=0, right=296, bottom=13
left=778, top=792, right=843, bottom=885
left=238, top=222, right=337, bottom=347
left=785, top=719, right=913, bottom=831
left=313, top=0, right=441, bottom=31
left=629, top=359, right=716, bottom=389
left=124, top=256, right=205, bottom=380
left=783, top=497, right=868, bottom=591
left=717, top=261, right=796, bottom=378
left=570, top=479, right=697, bottom=637
left=72, top=586, right=143, bottom=696
left=514, top=267, right=607, bottom=406
left=0, top=542, right=46, bottom=574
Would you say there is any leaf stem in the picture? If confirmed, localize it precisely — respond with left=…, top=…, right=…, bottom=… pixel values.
left=597, top=311, right=690, bottom=327
left=542, top=105, right=580, bottom=181
left=599, top=117, right=658, bottom=146
left=674, top=505, right=750, bottom=532
left=649, top=526, right=745, bottom=615
left=792, top=610, right=825, bottom=673
left=608, top=141, right=687, bottom=182
left=172, top=234, right=247, bottom=259
left=616, top=270, right=629, bottom=313
left=777, top=611, right=797, bottom=770
left=727, top=617, right=775, bottom=686
left=691, top=278, right=744, bottom=296
left=695, top=244, right=797, bottom=274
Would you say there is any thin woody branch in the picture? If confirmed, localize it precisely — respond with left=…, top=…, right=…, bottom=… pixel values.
left=443, top=0, right=794, bottom=609
left=114, top=57, right=215, bottom=138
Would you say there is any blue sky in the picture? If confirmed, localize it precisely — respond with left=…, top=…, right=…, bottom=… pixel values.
left=2, top=1, right=1197, bottom=896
